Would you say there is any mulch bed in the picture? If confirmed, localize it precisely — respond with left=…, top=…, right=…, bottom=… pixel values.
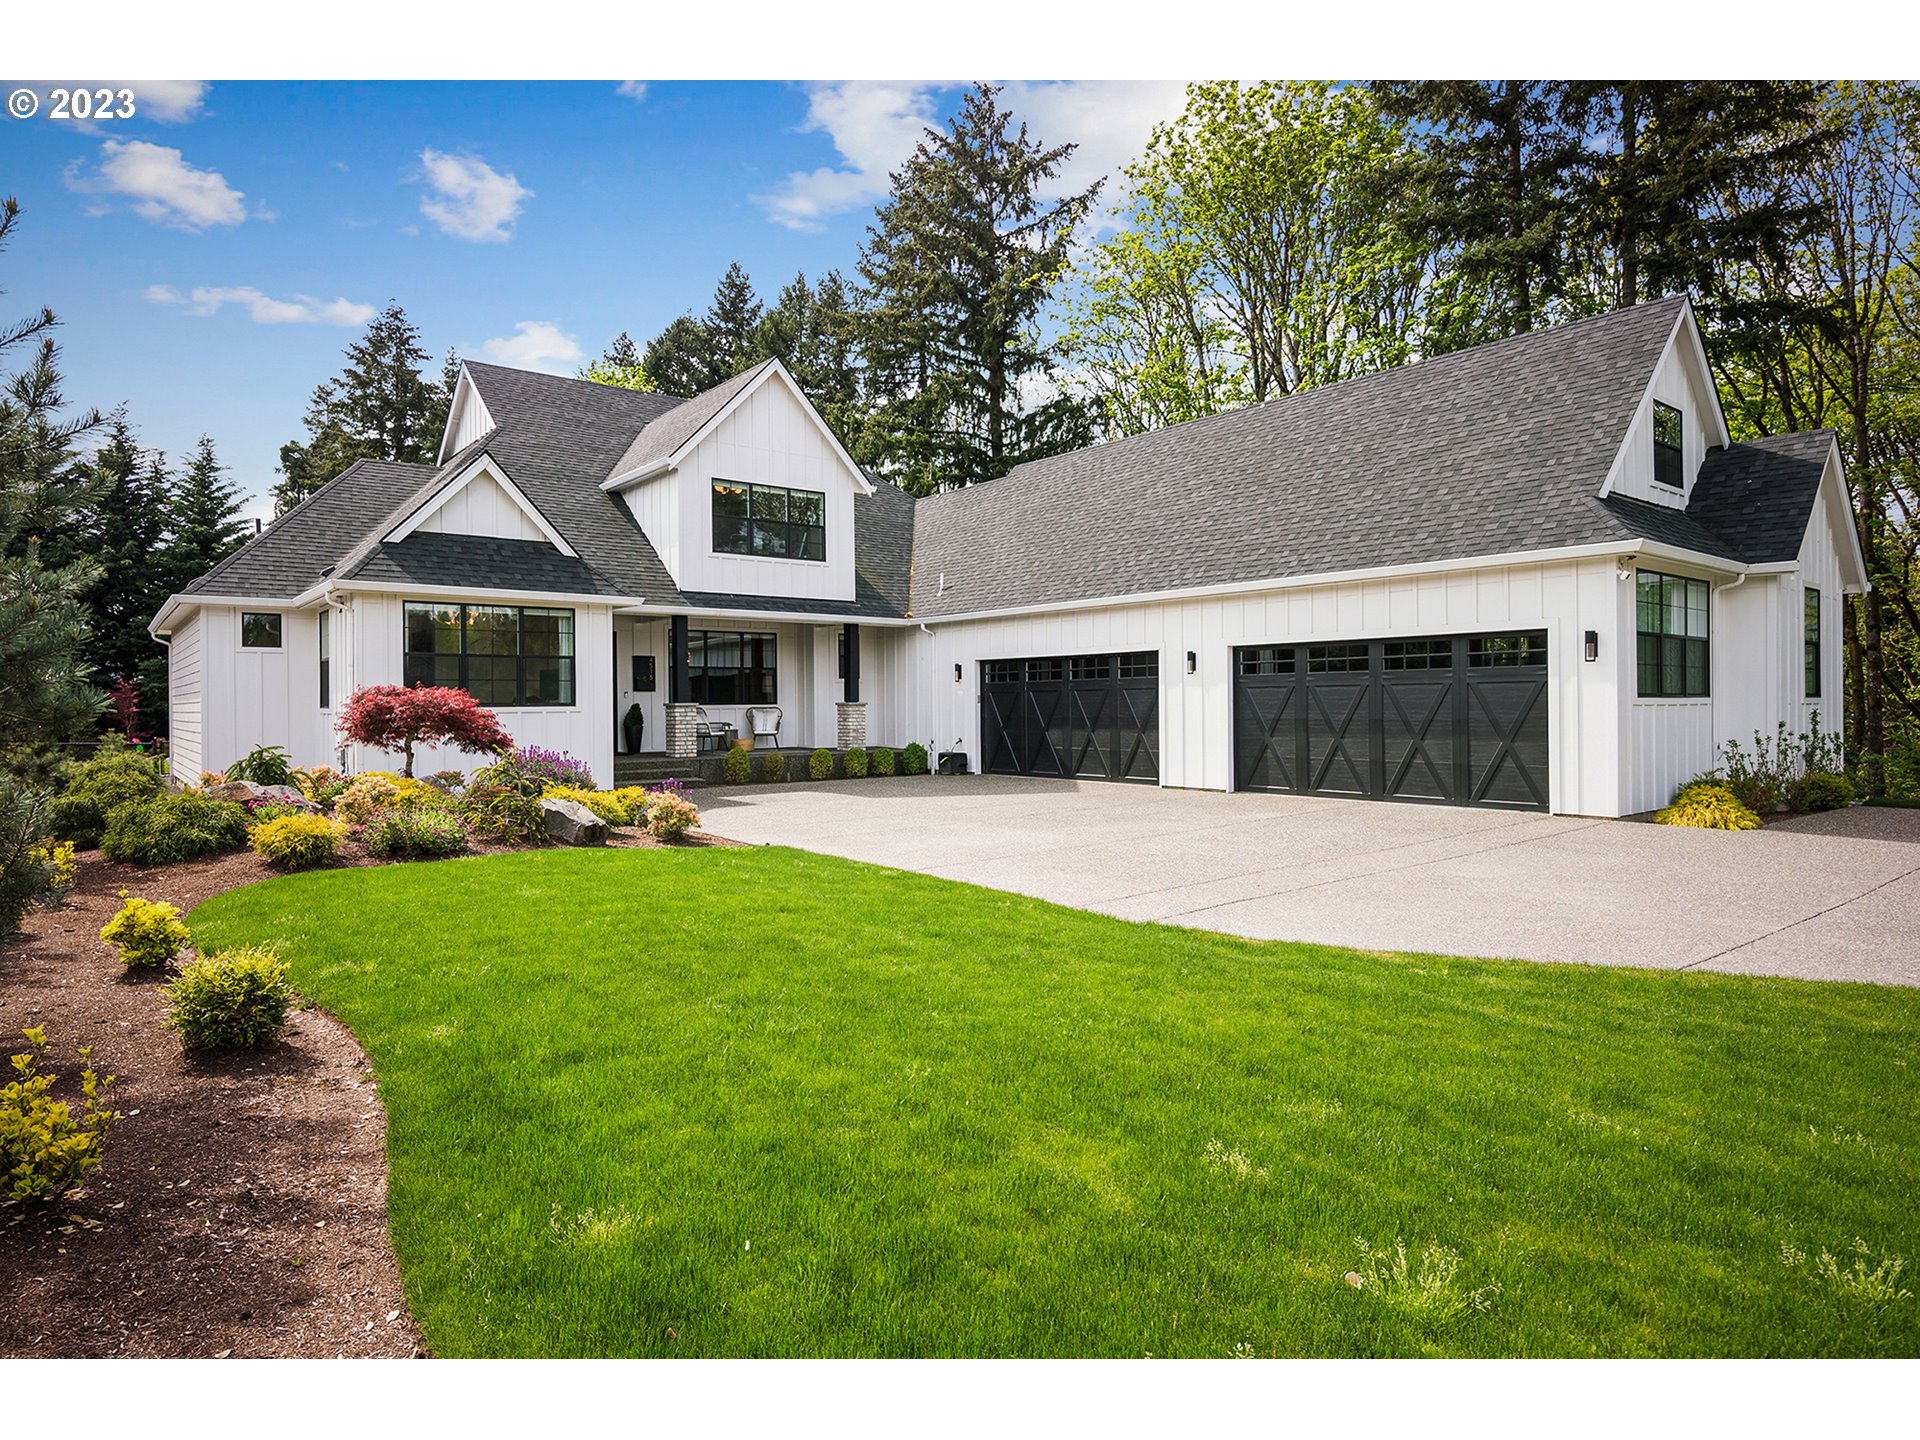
left=0, top=825, right=735, bottom=1358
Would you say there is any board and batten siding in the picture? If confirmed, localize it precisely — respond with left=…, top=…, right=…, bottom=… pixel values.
left=876, top=555, right=1626, bottom=815
left=166, top=611, right=203, bottom=783
left=615, top=615, right=845, bottom=753
left=411, top=468, right=549, bottom=543
left=345, top=592, right=617, bottom=784
left=1602, top=314, right=1719, bottom=510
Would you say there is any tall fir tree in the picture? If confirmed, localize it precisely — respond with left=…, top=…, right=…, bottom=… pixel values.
left=703, top=262, right=763, bottom=379
left=76, top=413, right=173, bottom=725
left=855, top=83, right=1101, bottom=492
left=274, top=303, right=450, bottom=512
left=601, top=331, right=640, bottom=368
left=643, top=313, right=720, bottom=396
left=164, top=434, right=248, bottom=590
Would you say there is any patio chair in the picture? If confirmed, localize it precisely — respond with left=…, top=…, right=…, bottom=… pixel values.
left=746, top=705, right=783, bottom=748
left=693, top=706, right=731, bottom=754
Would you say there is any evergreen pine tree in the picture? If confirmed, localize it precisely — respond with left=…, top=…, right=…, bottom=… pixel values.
left=274, top=303, right=447, bottom=512
left=703, top=262, right=762, bottom=380
left=855, top=83, right=1101, bottom=491
left=643, top=314, right=719, bottom=397
left=602, top=331, right=640, bottom=368
left=165, top=434, right=248, bottom=588
left=75, top=413, right=172, bottom=723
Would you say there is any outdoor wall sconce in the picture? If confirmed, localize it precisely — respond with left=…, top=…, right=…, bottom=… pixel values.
left=1186, top=650, right=1197, bottom=674
left=954, top=663, right=962, bottom=682
left=1584, top=630, right=1599, bottom=662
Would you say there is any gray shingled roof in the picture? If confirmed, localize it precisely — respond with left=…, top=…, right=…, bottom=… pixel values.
left=907, top=297, right=1696, bottom=617
left=605, top=361, right=772, bottom=482
left=1684, top=431, right=1836, bottom=563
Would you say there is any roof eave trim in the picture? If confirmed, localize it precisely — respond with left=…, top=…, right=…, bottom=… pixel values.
left=600, top=455, right=675, bottom=492
left=624, top=602, right=915, bottom=626
left=383, top=449, right=578, bottom=557
left=329, top=580, right=645, bottom=608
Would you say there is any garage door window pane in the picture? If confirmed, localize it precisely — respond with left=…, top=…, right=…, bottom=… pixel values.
left=1384, top=639, right=1451, bottom=670
left=1071, top=656, right=1111, bottom=680
left=1307, top=644, right=1369, bottom=673
left=985, top=661, right=1020, bottom=685
left=1238, top=646, right=1293, bottom=676
left=1118, top=652, right=1159, bottom=679
left=1468, top=634, right=1545, bottom=667
left=1027, top=659, right=1063, bottom=682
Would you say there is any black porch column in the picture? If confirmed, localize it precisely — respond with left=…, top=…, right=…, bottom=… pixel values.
left=841, top=622, right=861, bottom=703
left=669, top=613, right=691, bottom=703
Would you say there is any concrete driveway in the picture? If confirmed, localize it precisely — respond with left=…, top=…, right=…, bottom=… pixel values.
left=694, top=776, right=1920, bottom=986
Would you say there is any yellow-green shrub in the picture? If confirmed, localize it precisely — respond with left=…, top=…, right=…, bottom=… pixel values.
left=1654, top=782, right=1761, bottom=831
left=32, top=839, right=76, bottom=899
left=542, top=784, right=631, bottom=826
left=250, top=814, right=347, bottom=869
left=3, top=1026, right=119, bottom=1205
left=161, top=947, right=296, bottom=1051
left=99, top=894, right=191, bottom=968
left=610, top=786, right=653, bottom=824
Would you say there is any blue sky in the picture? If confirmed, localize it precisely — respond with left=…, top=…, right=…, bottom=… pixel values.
left=1, top=79, right=1186, bottom=518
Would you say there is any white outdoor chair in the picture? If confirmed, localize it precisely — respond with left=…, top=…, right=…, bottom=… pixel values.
left=746, top=706, right=783, bottom=748
left=694, top=706, right=732, bottom=754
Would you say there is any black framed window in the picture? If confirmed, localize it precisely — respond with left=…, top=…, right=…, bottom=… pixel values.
left=712, top=480, right=826, bottom=561
left=688, top=630, right=777, bottom=705
left=1238, top=646, right=1294, bottom=676
left=1071, top=656, right=1111, bottom=680
left=1026, top=658, right=1064, bottom=682
left=318, top=610, right=330, bottom=709
left=403, top=602, right=575, bottom=706
left=241, top=612, right=282, bottom=648
left=1469, top=634, right=1547, bottom=668
left=984, top=660, right=1020, bottom=685
left=1384, top=639, right=1453, bottom=670
left=1306, top=644, right=1369, bottom=674
left=1653, top=401, right=1684, bottom=488
left=1805, top=587, right=1821, bottom=698
left=1117, top=652, right=1159, bottom=679
left=1636, top=571, right=1709, bottom=697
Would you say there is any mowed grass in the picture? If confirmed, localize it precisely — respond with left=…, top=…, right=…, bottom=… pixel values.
left=190, top=847, right=1920, bottom=1358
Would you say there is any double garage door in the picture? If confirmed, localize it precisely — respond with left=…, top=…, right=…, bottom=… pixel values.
left=1233, top=631, right=1550, bottom=811
left=981, top=651, right=1160, bottom=783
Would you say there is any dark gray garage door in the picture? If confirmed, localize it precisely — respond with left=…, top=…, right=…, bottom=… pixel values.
left=982, top=652, right=1160, bottom=783
left=1233, top=632, right=1549, bottom=811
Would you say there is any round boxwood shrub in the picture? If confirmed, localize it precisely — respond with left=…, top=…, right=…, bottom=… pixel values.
left=364, top=807, right=471, bottom=859
left=1803, top=772, right=1855, bottom=812
left=161, top=947, right=296, bottom=1051
left=722, top=746, right=752, bottom=785
left=843, top=747, right=869, bottom=779
left=901, top=742, right=929, bottom=776
left=808, top=748, right=834, bottom=781
left=100, top=793, right=250, bottom=865
left=249, top=814, right=346, bottom=869
left=871, top=746, right=895, bottom=777
left=762, top=751, right=787, bottom=783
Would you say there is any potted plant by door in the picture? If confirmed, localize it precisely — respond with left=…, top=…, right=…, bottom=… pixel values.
left=622, top=703, right=645, bottom=754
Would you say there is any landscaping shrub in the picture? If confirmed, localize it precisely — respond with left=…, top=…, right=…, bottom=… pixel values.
left=646, top=793, right=700, bottom=839
left=3, top=1026, right=118, bottom=1205
left=336, top=685, right=513, bottom=778
left=0, top=781, right=59, bottom=935
left=763, top=751, right=787, bottom=783
left=244, top=795, right=314, bottom=825
left=99, top=895, right=192, bottom=968
left=332, top=773, right=442, bottom=823
left=902, top=742, right=929, bottom=776
left=722, top=747, right=752, bottom=785
left=1719, top=716, right=1847, bottom=814
left=364, top=807, right=471, bottom=859
left=100, top=793, right=250, bottom=865
left=1654, top=781, right=1761, bottom=831
left=32, top=839, right=76, bottom=901
left=509, top=745, right=594, bottom=790
left=470, top=753, right=545, bottom=798
left=222, top=743, right=302, bottom=787
left=49, top=743, right=166, bottom=848
left=543, top=784, right=630, bottom=827
left=429, top=769, right=468, bottom=793
left=250, top=814, right=346, bottom=869
left=1803, top=772, right=1855, bottom=813
left=161, top=948, right=296, bottom=1052
left=871, top=746, right=895, bottom=777
left=458, top=785, right=546, bottom=844
left=610, top=787, right=653, bottom=824
left=843, top=747, right=869, bottom=779
left=809, top=749, right=834, bottom=781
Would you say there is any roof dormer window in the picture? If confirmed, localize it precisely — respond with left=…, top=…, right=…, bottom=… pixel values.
left=712, top=480, right=826, bottom=562
left=1653, top=401, right=1684, bottom=488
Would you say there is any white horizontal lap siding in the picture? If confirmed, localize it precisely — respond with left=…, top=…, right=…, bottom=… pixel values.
left=413, top=470, right=548, bottom=543
left=881, top=555, right=1623, bottom=814
left=672, top=379, right=858, bottom=603
left=193, top=604, right=327, bottom=778
left=348, top=593, right=615, bottom=784
left=167, top=612, right=203, bottom=783
left=1796, top=486, right=1846, bottom=742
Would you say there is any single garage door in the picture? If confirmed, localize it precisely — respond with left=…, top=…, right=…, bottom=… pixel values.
left=982, top=651, right=1160, bottom=783
left=1233, top=631, right=1549, bottom=811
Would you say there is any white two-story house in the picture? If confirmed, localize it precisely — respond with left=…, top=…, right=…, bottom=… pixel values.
left=150, top=295, right=1868, bottom=817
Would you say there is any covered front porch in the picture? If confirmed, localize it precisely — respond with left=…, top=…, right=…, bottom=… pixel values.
left=611, top=610, right=872, bottom=764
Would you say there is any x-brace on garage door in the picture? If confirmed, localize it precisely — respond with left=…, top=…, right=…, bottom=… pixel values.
left=981, top=651, right=1160, bottom=783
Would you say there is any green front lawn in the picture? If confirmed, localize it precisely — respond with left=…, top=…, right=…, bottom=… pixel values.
left=190, top=848, right=1920, bottom=1357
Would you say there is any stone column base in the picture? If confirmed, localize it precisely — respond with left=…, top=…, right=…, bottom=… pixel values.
left=835, top=701, right=867, bottom=750
left=664, top=702, right=700, bottom=759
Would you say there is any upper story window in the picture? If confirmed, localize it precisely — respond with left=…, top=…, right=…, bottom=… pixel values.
left=1805, top=587, right=1822, bottom=698
left=1652, top=401, right=1684, bottom=488
left=1636, top=571, right=1709, bottom=697
left=240, top=612, right=283, bottom=648
left=712, top=480, right=826, bottom=562
left=403, top=602, right=575, bottom=707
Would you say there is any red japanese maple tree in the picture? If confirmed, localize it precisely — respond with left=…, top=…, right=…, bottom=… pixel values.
left=335, top=684, right=512, bottom=777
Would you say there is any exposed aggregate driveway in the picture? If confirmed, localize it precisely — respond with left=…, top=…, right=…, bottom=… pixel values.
left=696, top=775, right=1920, bottom=986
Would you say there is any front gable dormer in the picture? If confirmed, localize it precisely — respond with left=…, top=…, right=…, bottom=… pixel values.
left=602, top=360, right=873, bottom=603
left=386, top=451, right=575, bottom=554
left=1598, top=299, right=1732, bottom=510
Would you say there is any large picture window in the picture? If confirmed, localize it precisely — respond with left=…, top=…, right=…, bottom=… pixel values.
left=688, top=630, right=777, bottom=705
left=1653, top=401, right=1684, bottom=488
left=1805, top=587, right=1822, bottom=698
left=403, top=603, right=575, bottom=707
left=711, top=481, right=825, bottom=561
left=1636, top=571, right=1709, bottom=697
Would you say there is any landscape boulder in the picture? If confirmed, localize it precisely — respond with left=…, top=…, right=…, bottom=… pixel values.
left=539, top=796, right=608, bottom=846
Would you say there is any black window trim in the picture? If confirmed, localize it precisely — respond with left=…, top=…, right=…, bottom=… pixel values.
left=1635, top=569, right=1711, bottom=699
left=1652, top=400, right=1684, bottom=489
left=240, top=611, right=284, bottom=649
left=711, top=478, right=828, bottom=563
left=318, top=609, right=330, bottom=710
left=1805, top=586, right=1822, bottom=699
left=687, top=628, right=780, bottom=706
left=402, top=601, right=578, bottom=709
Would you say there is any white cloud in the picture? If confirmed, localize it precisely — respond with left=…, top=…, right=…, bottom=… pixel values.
left=415, top=148, right=532, bottom=243
left=755, top=81, right=1190, bottom=232
left=148, top=283, right=375, bottom=326
left=616, top=81, right=648, bottom=102
left=69, top=138, right=248, bottom=229
left=479, top=321, right=583, bottom=373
